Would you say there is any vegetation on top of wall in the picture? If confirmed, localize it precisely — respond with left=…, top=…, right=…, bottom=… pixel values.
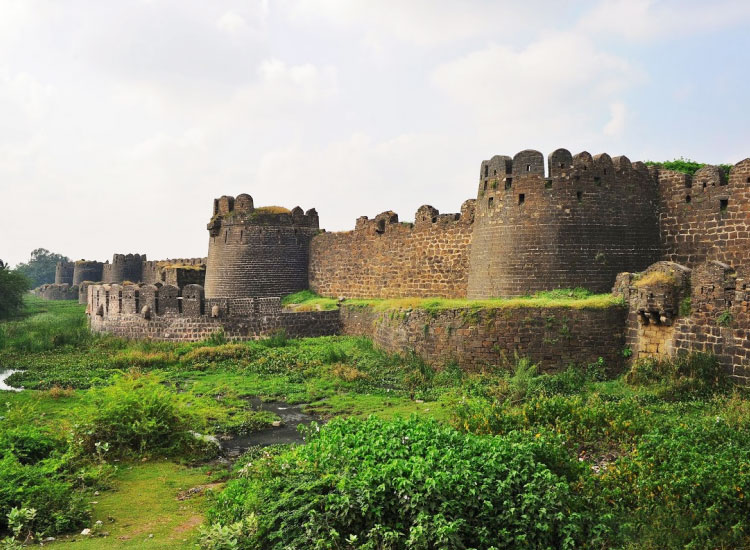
left=633, top=271, right=678, bottom=288
left=645, top=158, right=733, bottom=179
left=284, top=288, right=624, bottom=312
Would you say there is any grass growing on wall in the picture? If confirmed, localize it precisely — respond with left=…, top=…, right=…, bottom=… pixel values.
left=283, top=288, right=623, bottom=312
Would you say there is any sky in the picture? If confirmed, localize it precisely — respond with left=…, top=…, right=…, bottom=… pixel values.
left=1, top=0, right=749, bottom=267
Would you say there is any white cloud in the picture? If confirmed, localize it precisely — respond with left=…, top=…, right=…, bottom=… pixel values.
left=578, top=0, right=750, bottom=40
left=216, top=11, right=250, bottom=35
left=603, top=101, right=627, bottom=136
left=432, top=33, right=641, bottom=145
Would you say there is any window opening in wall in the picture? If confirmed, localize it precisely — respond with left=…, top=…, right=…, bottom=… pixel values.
left=518, top=193, right=525, bottom=205
left=746, top=177, right=750, bottom=183
left=526, top=164, right=531, bottom=172
left=484, top=165, right=488, bottom=177
left=686, top=194, right=691, bottom=204
left=545, top=179, right=552, bottom=189
left=506, top=163, right=512, bottom=174
left=603, top=169, right=607, bottom=175
left=559, top=163, right=564, bottom=169
left=483, top=181, right=487, bottom=191
left=488, top=197, right=494, bottom=208
left=493, top=169, right=497, bottom=176
left=240, top=230, right=243, bottom=241
left=505, top=178, right=512, bottom=190
left=703, top=181, right=707, bottom=189
left=720, top=199, right=729, bottom=212
left=224, top=230, right=228, bottom=243
left=576, top=191, right=583, bottom=202
left=583, top=165, right=587, bottom=170
left=594, top=176, right=601, bottom=186
left=376, top=219, right=386, bottom=233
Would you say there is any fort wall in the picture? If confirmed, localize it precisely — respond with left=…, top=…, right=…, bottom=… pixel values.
left=204, top=195, right=319, bottom=299
left=340, top=304, right=626, bottom=373
left=87, top=283, right=339, bottom=341
left=34, top=283, right=79, bottom=300
left=657, top=159, right=750, bottom=275
left=617, top=260, right=750, bottom=384
left=103, top=253, right=146, bottom=284
left=309, top=202, right=475, bottom=299
left=55, top=262, right=74, bottom=285
left=73, top=260, right=104, bottom=285
left=467, top=149, right=662, bottom=298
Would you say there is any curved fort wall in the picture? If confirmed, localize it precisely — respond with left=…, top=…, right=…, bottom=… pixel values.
left=204, top=194, right=319, bottom=299
left=467, top=149, right=662, bottom=298
left=309, top=201, right=475, bottom=299
left=55, top=262, right=74, bottom=285
left=103, top=253, right=146, bottom=284
left=72, top=260, right=104, bottom=285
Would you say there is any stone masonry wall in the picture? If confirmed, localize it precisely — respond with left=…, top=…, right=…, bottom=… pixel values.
left=55, top=262, right=74, bottom=285
left=658, top=159, right=750, bottom=276
left=34, top=284, right=79, bottom=300
left=619, top=260, right=750, bottom=384
left=309, top=202, right=475, bottom=299
left=468, top=149, right=662, bottom=298
left=340, top=304, right=627, bottom=373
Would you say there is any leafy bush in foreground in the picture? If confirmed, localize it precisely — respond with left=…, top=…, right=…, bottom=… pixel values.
left=0, top=268, right=29, bottom=321
left=205, top=416, right=611, bottom=550
left=626, top=353, right=728, bottom=399
left=72, top=373, right=213, bottom=459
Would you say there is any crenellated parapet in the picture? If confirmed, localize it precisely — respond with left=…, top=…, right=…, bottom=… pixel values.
left=204, top=194, right=320, bottom=299
left=103, top=253, right=146, bottom=284
left=468, top=147, right=662, bottom=298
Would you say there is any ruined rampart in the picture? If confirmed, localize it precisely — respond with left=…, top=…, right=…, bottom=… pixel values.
left=55, top=262, right=74, bottom=285
left=309, top=202, right=475, bottom=299
left=73, top=260, right=104, bottom=285
left=87, top=283, right=339, bottom=341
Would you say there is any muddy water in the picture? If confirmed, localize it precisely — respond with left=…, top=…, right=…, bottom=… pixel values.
left=0, top=370, right=22, bottom=392
left=219, top=398, right=317, bottom=458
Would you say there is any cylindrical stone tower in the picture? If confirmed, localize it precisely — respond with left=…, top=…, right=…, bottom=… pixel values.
left=55, top=261, right=74, bottom=284
left=467, top=148, right=662, bottom=298
left=105, top=254, right=146, bottom=284
left=73, top=260, right=104, bottom=285
left=204, top=194, right=320, bottom=298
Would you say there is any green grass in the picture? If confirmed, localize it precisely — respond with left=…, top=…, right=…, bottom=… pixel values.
left=49, top=461, right=218, bottom=550
left=282, top=287, right=623, bottom=313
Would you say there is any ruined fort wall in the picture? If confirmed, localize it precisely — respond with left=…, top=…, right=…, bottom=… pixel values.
left=34, top=284, right=79, bottom=300
left=658, top=159, right=750, bottom=274
left=467, top=149, right=662, bottom=298
left=340, top=304, right=627, bottom=373
left=103, top=254, right=145, bottom=284
left=142, top=258, right=206, bottom=285
left=73, top=261, right=103, bottom=285
left=55, top=262, right=74, bottom=285
left=309, top=203, right=475, bottom=299
left=619, top=260, right=750, bottom=385
left=87, top=283, right=339, bottom=341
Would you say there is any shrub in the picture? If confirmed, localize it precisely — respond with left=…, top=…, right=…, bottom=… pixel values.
left=0, top=269, right=29, bottom=320
left=601, top=420, right=750, bottom=549
left=626, top=353, right=727, bottom=399
left=72, top=373, right=212, bottom=458
left=204, top=416, right=612, bottom=550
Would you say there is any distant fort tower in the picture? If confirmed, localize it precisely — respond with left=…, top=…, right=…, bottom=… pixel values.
left=72, top=260, right=104, bottom=285
left=55, top=261, right=74, bottom=285
left=103, top=253, right=146, bottom=284
left=204, top=194, right=320, bottom=298
left=467, top=149, right=662, bottom=298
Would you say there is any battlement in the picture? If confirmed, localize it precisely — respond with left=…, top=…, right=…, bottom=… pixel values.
left=103, top=253, right=145, bottom=284
left=351, top=201, right=475, bottom=236
left=208, top=194, right=319, bottom=236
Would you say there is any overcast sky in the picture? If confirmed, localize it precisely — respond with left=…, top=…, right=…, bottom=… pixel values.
left=2, top=0, right=749, bottom=267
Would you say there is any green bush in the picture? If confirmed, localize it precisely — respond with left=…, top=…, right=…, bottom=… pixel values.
left=602, top=420, right=750, bottom=549
left=626, top=353, right=727, bottom=399
left=72, top=373, right=212, bottom=458
left=0, top=405, right=90, bottom=537
left=205, top=416, right=612, bottom=550
left=0, top=269, right=29, bottom=320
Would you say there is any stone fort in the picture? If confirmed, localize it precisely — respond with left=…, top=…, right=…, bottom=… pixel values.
left=62, top=147, right=750, bottom=384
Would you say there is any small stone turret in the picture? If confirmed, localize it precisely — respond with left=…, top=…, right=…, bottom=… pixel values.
left=204, top=194, right=319, bottom=298
left=73, top=260, right=104, bottom=285
left=103, top=253, right=146, bottom=284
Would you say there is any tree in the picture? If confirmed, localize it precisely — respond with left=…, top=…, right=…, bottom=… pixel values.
left=0, top=262, right=30, bottom=319
left=14, top=248, right=69, bottom=287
